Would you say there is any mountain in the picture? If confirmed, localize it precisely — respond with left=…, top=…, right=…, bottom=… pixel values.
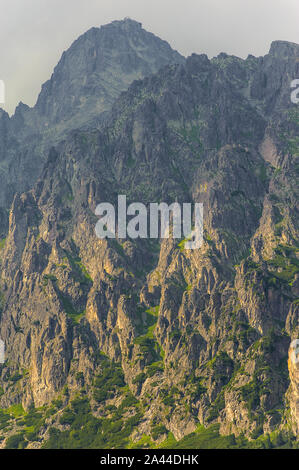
left=0, top=18, right=184, bottom=236
left=35, top=18, right=184, bottom=127
left=0, top=25, right=298, bottom=449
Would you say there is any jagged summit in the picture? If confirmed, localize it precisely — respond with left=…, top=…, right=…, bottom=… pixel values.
left=0, top=19, right=184, bottom=212
left=0, top=21, right=298, bottom=447
left=0, top=20, right=299, bottom=448
left=35, top=18, right=184, bottom=125
left=110, top=17, right=143, bottom=29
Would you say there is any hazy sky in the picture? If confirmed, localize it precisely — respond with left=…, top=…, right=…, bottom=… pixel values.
left=1, top=0, right=299, bottom=114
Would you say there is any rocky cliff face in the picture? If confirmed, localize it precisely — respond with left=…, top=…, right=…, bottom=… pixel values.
left=0, top=18, right=184, bottom=226
left=288, top=340, right=299, bottom=435
left=0, top=25, right=298, bottom=449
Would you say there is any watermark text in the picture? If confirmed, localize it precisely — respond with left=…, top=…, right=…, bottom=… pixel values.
left=95, top=196, right=203, bottom=250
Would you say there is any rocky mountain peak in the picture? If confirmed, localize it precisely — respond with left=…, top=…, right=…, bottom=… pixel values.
left=0, top=20, right=185, bottom=215
left=0, top=21, right=298, bottom=449
left=110, top=17, right=143, bottom=30
left=35, top=18, right=184, bottom=126
left=269, top=40, right=299, bottom=58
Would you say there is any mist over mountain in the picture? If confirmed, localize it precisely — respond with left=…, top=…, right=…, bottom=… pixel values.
left=0, top=20, right=298, bottom=449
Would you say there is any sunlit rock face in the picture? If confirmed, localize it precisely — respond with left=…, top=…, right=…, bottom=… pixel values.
left=0, top=25, right=298, bottom=447
left=288, top=340, right=299, bottom=435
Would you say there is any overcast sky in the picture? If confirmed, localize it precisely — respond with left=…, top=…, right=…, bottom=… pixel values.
left=1, top=0, right=298, bottom=114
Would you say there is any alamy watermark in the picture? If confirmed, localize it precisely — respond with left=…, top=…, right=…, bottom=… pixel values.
left=290, top=339, right=299, bottom=365
left=95, top=196, right=203, bottom=250
left=0, top=339, right=4, bottom=364
left=290, top=79, right=299, bottom=104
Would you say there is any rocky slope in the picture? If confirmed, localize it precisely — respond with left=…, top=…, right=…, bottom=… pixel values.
left=0, top=18, right=184, bottom=236
left=0, top=27, right=298, bottom=449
